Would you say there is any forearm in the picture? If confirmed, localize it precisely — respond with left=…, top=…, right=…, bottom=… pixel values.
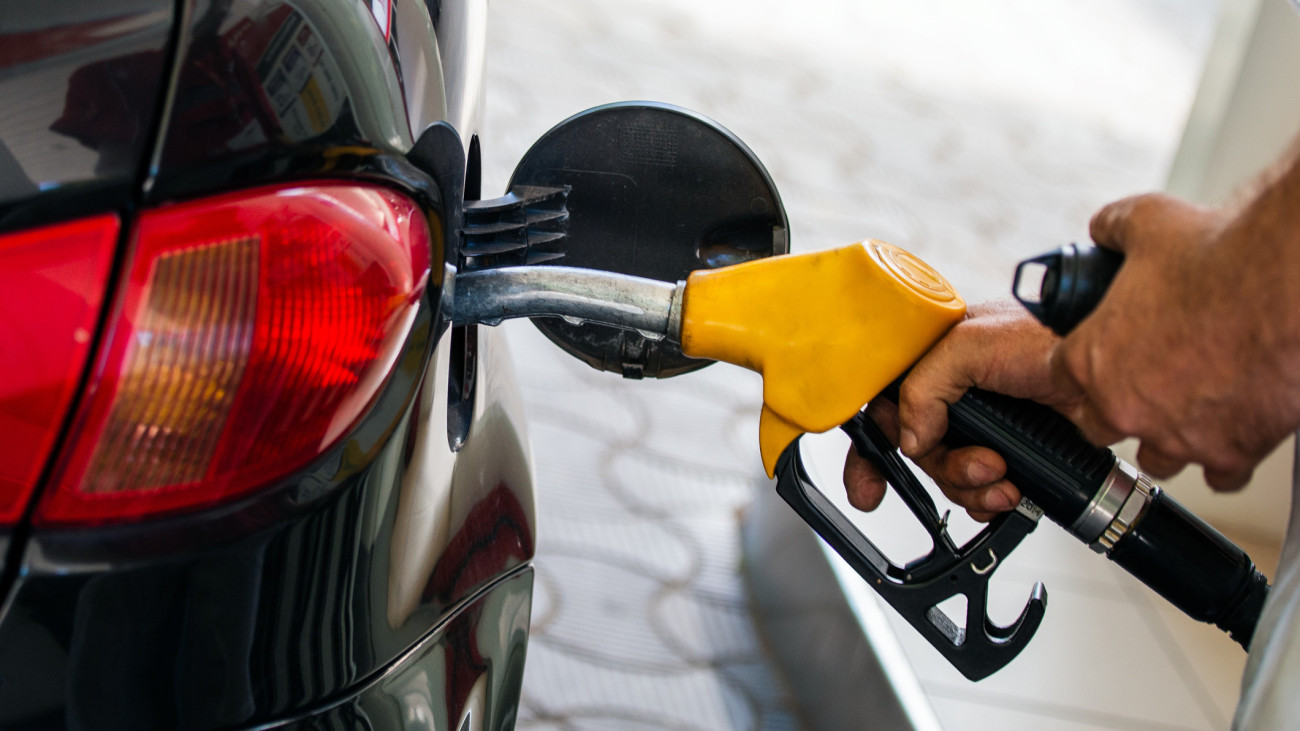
left=1216, top=133, right=1300, bottom=362
left=1224, top=126, right=1300, bottom=214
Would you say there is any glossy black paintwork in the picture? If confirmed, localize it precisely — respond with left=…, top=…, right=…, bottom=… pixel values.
left=280, top=569, right=532, bottom=730
left=0, top=291, right=532, bottom=728
left=0, top=0, right=531, bottom=727
left=0, top=0, right=174, bottom=232
left=146, top=0, right=482, bottom=206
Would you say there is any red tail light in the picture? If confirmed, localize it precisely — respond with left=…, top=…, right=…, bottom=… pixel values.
left=0, top=216, right=119, bottom=526
left=38, top=182, right=431, bottom=525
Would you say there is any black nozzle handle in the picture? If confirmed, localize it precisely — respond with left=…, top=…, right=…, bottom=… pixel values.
left=1013, top=242, right=1123, bottom=336
left=883, top=381, right=1114, bottom=522
left=882, top=381, right=1269, bottom=648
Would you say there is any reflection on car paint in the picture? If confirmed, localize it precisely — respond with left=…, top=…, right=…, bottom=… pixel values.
left=237, top=5, right=348, bottom=141
left=0, top=3, right=171, bottom=217
left=389, top=326, right=536, bottom=629
left=158, top=0, right=413, bottom=183
left=321, top=569, right=531, bottom=728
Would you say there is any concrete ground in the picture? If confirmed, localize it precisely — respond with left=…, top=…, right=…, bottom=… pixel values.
left=479, top=2, right=1230, bottom=728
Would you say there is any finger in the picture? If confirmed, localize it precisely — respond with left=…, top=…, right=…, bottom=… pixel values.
left=1089, top=193, right=1173, bottom=253
left=1072, top=405, right=1127, bottom=447
left=916, top=445, right=1019, bottom=515
left=1089, top=196, right=1141, bottom=252
left=1203, top=464, right=1254, bottom=493
left=897, top=363, right=968, bottom=457
left=843, top=445, right=888, bottom=512
left=899, top=302, right=1062, bottom=457
left=1135, top=441, right=1188, bottom=480
left=935, top=479, right=1021, bottom=517
left=915, top=444, right=1007, bottom=490
left=1048, top=380, right=1126, bottom=446
left=1090, top=193, right=1210, bottom=255
left=865, top=399, right=901, bottom=445
left=1048, top=342, right=1126, bottom=446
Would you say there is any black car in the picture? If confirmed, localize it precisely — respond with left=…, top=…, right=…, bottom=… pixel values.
left=0, top=1, right=535, bottom=727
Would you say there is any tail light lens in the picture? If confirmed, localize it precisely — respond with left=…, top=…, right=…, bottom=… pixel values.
left=0, top=216, right=119, bottom=526
left=38, top=182, right=431, bottom=525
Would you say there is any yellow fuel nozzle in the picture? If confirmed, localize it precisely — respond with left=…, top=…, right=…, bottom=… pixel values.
left=679, top=240, right=966, bottom=477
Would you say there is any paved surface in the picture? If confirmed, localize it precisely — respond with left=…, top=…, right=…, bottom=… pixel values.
left=500, top=323, right=787, bottom=729
left=480, top=1, right=1218, bottom=728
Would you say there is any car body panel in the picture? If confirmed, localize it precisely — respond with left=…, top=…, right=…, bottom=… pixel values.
left=0, top=0, right=174, bottom=604
left=266, top=567, right=531, bottom=731
left=0, top=0, right=174, bottom=230
left=148, top=0, right=413, bottom=202
left=146, top=0, right=486, bottom=204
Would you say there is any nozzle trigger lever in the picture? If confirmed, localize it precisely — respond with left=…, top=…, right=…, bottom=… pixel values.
left=773, top=410, right=1047, bottom=681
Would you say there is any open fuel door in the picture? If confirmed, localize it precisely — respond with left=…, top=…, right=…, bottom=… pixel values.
left=473, top=101, right=789, bottom=378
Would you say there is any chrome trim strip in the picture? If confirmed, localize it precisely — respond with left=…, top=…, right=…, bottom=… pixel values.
left=1068, top=459, right=1138, bottom=543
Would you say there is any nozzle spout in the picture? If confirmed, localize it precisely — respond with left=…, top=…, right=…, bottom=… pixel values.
left=452, top=266, right=685, bottom=342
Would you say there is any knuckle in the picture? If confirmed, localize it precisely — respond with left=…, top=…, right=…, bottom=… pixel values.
left=1101, top=402, right=1142, bottom=437
left=938, top=455, right=969, bottom=488
left=1202, top=448, right=1250, bottom=480
left=1090, top=197, right=1134, bottom=242
left=1125, top=192, right=1171, bottom=219
left=1141, top=434, right=1188, bottom=462
left=897, top=377, right=924, bottom=406
left=1055, top=341, right=1093, bottom=389
left=1091, top=193, right=1171, bottom=247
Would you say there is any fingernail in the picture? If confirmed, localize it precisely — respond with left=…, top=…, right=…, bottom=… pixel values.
left=966, top=462, right=998, bottom=485
left=985, top=489, right=1014, bottom=512
left=900, top=428, right=918, bottom=455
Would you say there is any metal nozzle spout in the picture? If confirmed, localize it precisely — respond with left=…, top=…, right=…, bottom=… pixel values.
left=451, top=266, right=685, bottom=343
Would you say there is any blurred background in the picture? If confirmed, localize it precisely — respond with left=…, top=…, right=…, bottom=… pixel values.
left=477, top=1, right=1300, bottom=728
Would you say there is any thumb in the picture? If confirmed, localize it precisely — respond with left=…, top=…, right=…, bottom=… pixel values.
left=898, top=302, right=1058, bottom=456
left=1089, top=193, right=1208, bottom=254
left=896, top=338, right=985, bottom=457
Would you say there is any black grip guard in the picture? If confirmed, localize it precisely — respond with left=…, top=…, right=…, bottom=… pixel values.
left=894, top=382, right=1269, bottom=649
left=943, top=387, right=1115, bottom=523
left=774, top=412, right=1046, bottom=681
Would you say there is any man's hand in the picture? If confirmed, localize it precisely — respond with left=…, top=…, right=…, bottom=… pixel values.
left=1055, top=192, right=1300, bottom=490
left=843, top=301, right=1073, bottom=522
